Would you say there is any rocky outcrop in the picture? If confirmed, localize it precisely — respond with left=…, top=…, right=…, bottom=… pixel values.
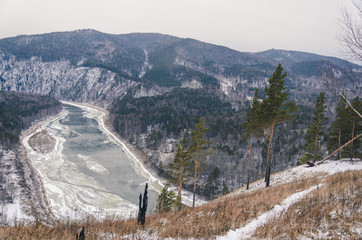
left=0, top=54, right=138, bottom=107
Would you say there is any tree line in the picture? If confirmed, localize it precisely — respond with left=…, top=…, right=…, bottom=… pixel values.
left=0, top=91, right=62, bottom=148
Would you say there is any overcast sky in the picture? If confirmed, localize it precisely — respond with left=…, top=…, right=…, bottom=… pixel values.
left=0, top=0, right=356, bottom=60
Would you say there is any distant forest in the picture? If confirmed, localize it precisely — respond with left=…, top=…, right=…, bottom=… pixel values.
left=0, top=91, right=61, bottom=148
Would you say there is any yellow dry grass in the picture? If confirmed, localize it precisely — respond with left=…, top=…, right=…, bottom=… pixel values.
left=254, top=170, right=362, bottom=240
left=1, top=170, right=360, bottom=239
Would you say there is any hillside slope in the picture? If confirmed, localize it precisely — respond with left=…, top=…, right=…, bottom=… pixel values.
left=0, top=159, right=360, bottom=239
left=0, top=91, right=62, bottom=224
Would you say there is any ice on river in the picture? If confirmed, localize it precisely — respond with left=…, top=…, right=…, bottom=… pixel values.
left=23, top=104, right=160, bottom=221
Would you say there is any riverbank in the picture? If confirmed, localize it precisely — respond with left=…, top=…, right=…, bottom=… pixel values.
left=5, top=110, right=67, bottom=225
left=21, top=101, right=204, bottom=221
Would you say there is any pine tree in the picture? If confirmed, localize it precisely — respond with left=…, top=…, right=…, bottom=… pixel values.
left=167, top=137, right=191, bottom=209
left=242, top=89, right=264, bottom=189
left=222, top=183, right=230, bottom=195
left=328, top=95, right=350, bottom=158
left=261, top=64, right=298, bottom=187
left=204, top=167, right=221, bottom=199
left=345, top=97, right=362, bottom=159
left=299, top=92, right=327, bottom=165
left=189, top=117, right=212, bottom=207
left=156, top=185, right=176, bottom=213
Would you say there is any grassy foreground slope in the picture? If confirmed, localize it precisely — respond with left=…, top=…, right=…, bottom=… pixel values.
left=0, top=160, right=361, bottom=239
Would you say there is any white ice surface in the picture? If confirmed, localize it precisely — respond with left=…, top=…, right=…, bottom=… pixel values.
left=23, top=106, right=139, bottom=221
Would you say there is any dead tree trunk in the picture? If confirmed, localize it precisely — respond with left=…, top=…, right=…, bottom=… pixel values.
left=137, top=183, right=148, bottom=226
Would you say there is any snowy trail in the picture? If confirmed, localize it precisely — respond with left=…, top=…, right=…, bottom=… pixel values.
left=218, top=184, right=322, bottom=240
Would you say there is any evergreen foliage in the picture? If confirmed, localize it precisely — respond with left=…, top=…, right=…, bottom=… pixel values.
left=260, top=64, right=298, bottom=187
left=346, top=97, right=362, bottom=159
left=189, top=118, right=212, bottom=207
left=204, top=167, right=221, bottom=199
left=0, top=91, right=61, bottom=148
left=166, top=137, right=192, bottom=209
left=242, top=89, right=264, bottom=189
left=222, top=183, right=230, bottom=195
left=328, top=96, right=362, bottom=159
left=111, top=88, right=238, bottom=141
left=299, top=92, right=327, bottom=164
left=156, top=185, right=176, bottom=213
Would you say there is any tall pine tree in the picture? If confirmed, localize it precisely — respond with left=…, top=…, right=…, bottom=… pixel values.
left=299, top=92, right=327, bottom=165
left=242, top=89, right=264, bottom=189
left=328, top=95, right=350, bottom=159
left=167, top=137, right=191, bottom=209
left=261, top=64, right=298, bottom=187
left=189, top=117, right=212, bottom=207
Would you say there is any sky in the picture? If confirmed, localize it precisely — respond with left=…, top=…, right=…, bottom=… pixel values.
left=0, top=0, right=357, bottom=60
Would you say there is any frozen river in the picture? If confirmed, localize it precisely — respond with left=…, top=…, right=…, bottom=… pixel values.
left=24, top=103, right=161, bottom=220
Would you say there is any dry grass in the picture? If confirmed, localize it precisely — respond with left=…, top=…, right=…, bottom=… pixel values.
left=1, top=170, right=360, bottom=239
left=254, top=170, right=362, bottom=240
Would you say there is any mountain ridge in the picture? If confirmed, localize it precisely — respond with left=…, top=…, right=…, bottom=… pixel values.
left=0, top=29, right=360, bottom=199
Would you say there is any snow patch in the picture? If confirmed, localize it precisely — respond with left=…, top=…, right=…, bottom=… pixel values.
left=232, top=159, right=362, bottom=196
left=77, top=154, right=108, bottom=174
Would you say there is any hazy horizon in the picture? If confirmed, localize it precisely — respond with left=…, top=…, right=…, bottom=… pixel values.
left=0, top=0, right=358, bottom=62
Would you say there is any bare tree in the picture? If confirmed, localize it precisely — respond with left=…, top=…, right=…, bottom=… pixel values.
left=339, top=0, right=362, bottom=64
left=317, top=1, right=362, bottom=163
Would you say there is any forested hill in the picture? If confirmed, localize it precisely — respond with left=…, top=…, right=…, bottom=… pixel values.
left=0, top=91, right=61, bottom=223
left=0, top=91, right=61, bottom=148
left=0, top=30, right=360, bottom=198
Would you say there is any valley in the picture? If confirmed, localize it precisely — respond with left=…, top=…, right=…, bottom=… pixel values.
left=22, top=102, right=163, bottom=220
left=0, top=30, right=360, bottom=235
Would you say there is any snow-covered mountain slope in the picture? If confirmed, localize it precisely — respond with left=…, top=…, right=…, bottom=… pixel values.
left=0, top=54, right=137, bottom=107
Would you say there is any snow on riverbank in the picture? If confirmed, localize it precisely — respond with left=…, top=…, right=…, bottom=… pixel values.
left=19, top=101, right=203, bottom=222
left=0, top=111, right=65, bottom=225
left=23, top=103, right=149, bottom=220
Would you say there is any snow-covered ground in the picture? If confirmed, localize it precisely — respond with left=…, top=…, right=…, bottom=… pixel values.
left=232, top=158, right=362, bottom=196
left=0, top=150, right=35, bottom=225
